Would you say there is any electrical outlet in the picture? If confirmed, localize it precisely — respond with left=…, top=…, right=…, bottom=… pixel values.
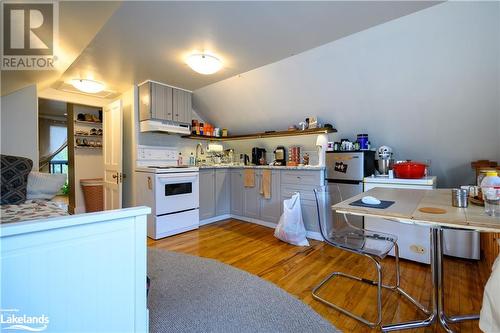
left=410, top=245, right=426, bottom=254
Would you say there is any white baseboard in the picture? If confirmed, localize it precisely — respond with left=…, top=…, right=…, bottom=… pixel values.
left=201, top=214, right=324, bottom=242
left=200, top=214, right=231, bottom=226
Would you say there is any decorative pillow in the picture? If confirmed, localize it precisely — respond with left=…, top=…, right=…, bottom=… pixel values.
left=1, top=155, right=33, bottom=204
left=27, top=172, right=67, bottom=200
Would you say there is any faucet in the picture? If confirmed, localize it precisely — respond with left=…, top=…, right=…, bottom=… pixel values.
left=195, top=143, right=204, bottom=166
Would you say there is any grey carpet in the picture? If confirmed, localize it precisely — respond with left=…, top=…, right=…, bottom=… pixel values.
left=148, top=248, right=340, bottom=333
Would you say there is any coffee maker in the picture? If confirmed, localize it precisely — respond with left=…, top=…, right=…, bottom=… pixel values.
left=251, top=148, right=266, bottom=165
left=273, top=146, right=286, bottom=166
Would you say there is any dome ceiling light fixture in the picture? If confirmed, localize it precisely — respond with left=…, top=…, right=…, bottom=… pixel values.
left=186, top=53, right=222, bottom=75
left=70, top=78, right=105, bottom=94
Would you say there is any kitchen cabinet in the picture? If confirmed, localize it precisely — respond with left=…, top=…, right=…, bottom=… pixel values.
left=215, top=169, right=230, bottom=215
left=230, top=169, right=243, bottom=216
left=152, top=83, right=173, bottom=120
left=243, top=176, right=261, bottom=219
left=205, top=168, right=324, bottom=233
left=232, top=169, right=280, bottom=222
left=230, top=170, right=244, bottom=216
left=259, top=170, right=281, bottom=223
left=173, top=89, right=192, bottom=124
left=199, top=169, right=216, bottom=220
left=138, top=81, right=191, bottom=124
left=280, top=169, right=324, bottom=233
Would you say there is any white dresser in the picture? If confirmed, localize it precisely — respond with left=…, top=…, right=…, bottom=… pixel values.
left=363, top=176, right=437, bottom=264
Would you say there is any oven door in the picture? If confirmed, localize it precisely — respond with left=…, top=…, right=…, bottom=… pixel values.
left=155, top=172, right=199, bottom=215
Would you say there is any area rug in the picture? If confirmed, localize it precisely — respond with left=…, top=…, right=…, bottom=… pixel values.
left=148, top=248, right=340, bottom=333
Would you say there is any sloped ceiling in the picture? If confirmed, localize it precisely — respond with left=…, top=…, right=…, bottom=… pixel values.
left=1, top=1, right=121, bottom=96
left=2, top=1, right=438, bottom=97
left=60, top=1, right=438, bottom=93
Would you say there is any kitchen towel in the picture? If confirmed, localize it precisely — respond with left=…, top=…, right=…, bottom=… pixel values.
left=244, top=169, right=255, bottom=188
left=261, top=170, right=272, bottom=199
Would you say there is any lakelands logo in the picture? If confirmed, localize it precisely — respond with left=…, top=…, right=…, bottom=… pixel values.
left=1, top=309, right=49, bottom=332
left=1, top=1, right=58, bottom=70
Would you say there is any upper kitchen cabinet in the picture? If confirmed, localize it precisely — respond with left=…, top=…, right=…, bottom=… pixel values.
left=138, top=81, right=192, bottom=124
left=173, top=89, right=192, bottom=124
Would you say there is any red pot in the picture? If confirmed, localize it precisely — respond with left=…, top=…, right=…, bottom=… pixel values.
left=393, top=161, right=427, bottom=179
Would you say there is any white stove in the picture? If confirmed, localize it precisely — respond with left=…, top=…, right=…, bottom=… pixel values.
left=136, top=166, right=199, bottom=174
left=135, top=146, right=199, bottom=239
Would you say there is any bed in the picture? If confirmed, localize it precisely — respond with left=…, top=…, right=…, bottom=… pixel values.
left=1, top=199, right=68, bottom=224
left=1, top=206, right=151, bottom=332
left=1, top=154, right=68, bottom=224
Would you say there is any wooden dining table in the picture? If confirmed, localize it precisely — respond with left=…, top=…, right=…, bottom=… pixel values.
left=332, top=187, right=500, bottom=333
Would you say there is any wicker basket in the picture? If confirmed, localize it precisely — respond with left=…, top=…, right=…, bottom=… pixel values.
left=80, top=178, right=104, bottom=212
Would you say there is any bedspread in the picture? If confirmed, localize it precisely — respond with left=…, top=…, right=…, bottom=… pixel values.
left=1, top=200, right=68, bottom=224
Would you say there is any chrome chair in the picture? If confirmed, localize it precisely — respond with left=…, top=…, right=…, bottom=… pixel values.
left=312, top=186, right=430, bottom=328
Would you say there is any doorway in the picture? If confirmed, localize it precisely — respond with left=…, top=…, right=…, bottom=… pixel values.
left=37, top=96, right=123, bottom=214
left=38, top=98, right=69, bottom=209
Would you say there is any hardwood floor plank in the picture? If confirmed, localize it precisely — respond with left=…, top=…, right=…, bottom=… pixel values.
left=148, top=219, right=486, bottom=332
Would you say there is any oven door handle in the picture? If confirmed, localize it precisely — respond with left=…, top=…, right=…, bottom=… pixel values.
left=157, top=174, right=198, bottom=183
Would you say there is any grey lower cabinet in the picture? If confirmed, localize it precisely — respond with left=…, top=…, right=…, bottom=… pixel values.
left=203, top=168, right=324, bottom=233
left=243, top=181, right=260, bottom=219
left=230, top=169, right=244, bottom=216
left=200, top=169, right=230, bottom=220
left=231, top=169, right=281, bottom=223
left=199, top=169, right=216, bottom=220
left=259, top=170, right=281, bottom=223
left=215, top=169, right=230, bottom=215
left=280, top=170, right=324, bottom=233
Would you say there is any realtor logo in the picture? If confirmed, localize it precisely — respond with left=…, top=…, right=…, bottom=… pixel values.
left=2, top=1, right=58, bottom=70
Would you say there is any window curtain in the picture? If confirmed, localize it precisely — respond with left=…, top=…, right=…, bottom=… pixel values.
left=39, top=119, right=67, bottom=170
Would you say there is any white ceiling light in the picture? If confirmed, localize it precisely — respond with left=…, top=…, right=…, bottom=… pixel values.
left=186, top=53, right=222, bottom=75
left=70, top=79, right=105, bottom=94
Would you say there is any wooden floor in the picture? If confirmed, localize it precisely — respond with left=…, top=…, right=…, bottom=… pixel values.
left=148, top=219, right=489, bottom=333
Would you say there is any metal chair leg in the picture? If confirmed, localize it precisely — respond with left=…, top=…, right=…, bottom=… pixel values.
left=312, top=253, right=383, bottom=328
left=313, top=244, right=431, bottom=329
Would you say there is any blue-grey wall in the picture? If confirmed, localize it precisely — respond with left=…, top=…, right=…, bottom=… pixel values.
left=193, top=2, right=500, bottom=187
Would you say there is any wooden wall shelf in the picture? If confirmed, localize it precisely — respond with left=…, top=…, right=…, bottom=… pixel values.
left=182, top=127, right=336, bottom=141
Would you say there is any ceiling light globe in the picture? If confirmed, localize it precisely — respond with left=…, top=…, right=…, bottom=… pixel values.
left=186, top=54, right=222, bottom=75
left=70, top=79, right=105, bottom=94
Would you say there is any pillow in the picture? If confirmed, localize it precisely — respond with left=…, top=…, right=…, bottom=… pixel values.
left=27, top=172, right=67, bottom=200
left=1, top=155, right=33, bottom=204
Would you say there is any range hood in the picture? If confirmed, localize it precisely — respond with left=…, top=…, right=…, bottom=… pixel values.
left=140, top=120, right=191, bottom=135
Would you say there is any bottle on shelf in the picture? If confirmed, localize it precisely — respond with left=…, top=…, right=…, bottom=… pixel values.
left=177, top=153, right=183, bottom=166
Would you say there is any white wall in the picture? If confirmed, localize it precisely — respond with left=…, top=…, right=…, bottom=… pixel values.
left=193, top=2, right=500, bottom=187
left=0, top=85, right=39, bottom=169
left=122, top=87, right=138, bottom=208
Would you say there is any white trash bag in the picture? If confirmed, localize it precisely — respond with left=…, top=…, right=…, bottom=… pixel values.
left=274, top=193, right=310, bottom=246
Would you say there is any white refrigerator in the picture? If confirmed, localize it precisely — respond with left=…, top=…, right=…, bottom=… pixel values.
left=363, top=176, right=480, bottom=264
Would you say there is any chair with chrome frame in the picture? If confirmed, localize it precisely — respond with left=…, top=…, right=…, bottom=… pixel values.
left=313, top=186, right=430, bottom=329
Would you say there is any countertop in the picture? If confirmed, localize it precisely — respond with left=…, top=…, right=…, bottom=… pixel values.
left=333, top=188, right=500, bottom=232
left=364, top=175, right=437, bottom=185
left=198, top=165, right=325, bottom=171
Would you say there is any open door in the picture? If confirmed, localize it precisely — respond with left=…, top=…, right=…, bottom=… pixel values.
left=103, top=99, right=123, bottom=210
